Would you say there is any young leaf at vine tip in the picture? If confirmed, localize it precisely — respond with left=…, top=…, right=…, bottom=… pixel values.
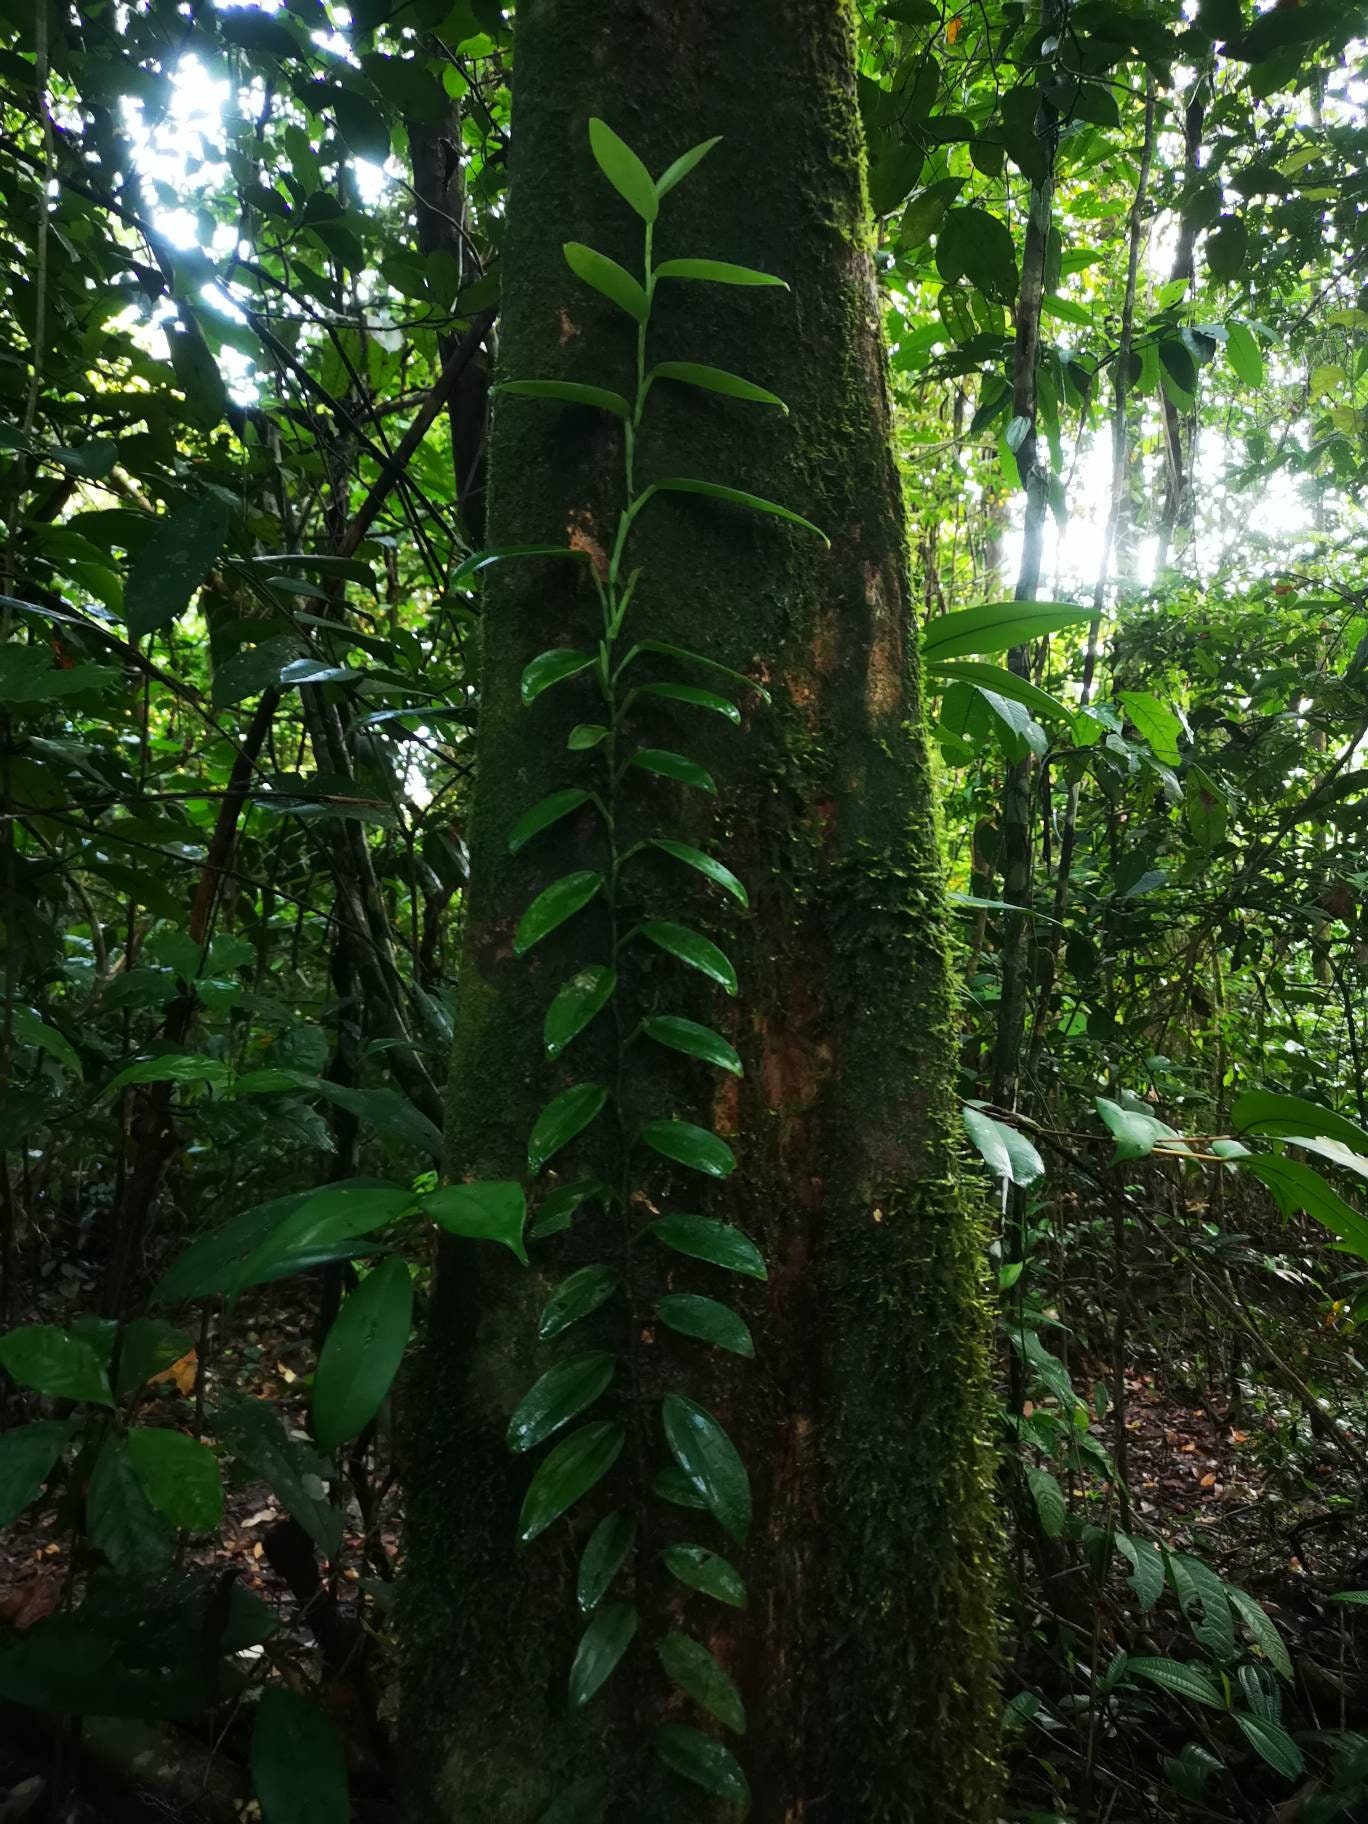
left=626, top=748, right=716, bottom=792
left=0, top=1325, right=111, bottom=1406
left=648, top=1214, right=767, bottom=1279
left=658, top=1633, right=747, bottom=1734
left=508, top=788, right=593, bottom=856
left=521, top=648, right=594, bottom=706
left=638, top=919, right=738, bottom=994
left=545, top=966, right=617, bottom=1059
left=652, top=476, right=829, bottom=545
left=126, top=1426, right=224, bottom=1531
left=514, top=871, right=604, bottom=956
left=311, top=1256, right=414, bottom=1452
left=640, top=1118, right=737, bottom=1179
left=568, top=723, right=609, bottom=750
left=655, top=257, right=787, bottom=288
left=662, top=1393, right=751, bottom=1543
left=661, top=1542, right=748, bottom=1609
left=577, top=1509, right=636, bottom=1612
left=563, top=243, right=649, bottom=321
left=569, top=1601, right=639, bottom=1708
left=424, top=1181, right=528, bottom=1263
left=657, top=1293, right=754, bottom=1358
left=507, top=1352, right=616, bottom=1452
left=539, top=1264, right=620, bottom=1341
left=636, top=681, right=740, bottom=722
left=654, top=1724, right=751, bottom=1807
left=652, top=360, right=787, bottom=412
left=496, top=378, right=631, bottom=418
left=650, top=839, right=748, bottom=907
left=642, top=1014, right=743, bottom=1076
left=252, top=1686, right=349, bottom=1824
left=518, top=1420, right=624, bottom=1544
left=528, top=1083, right=609, bottom=1175
left=588, top=118, right=658, bottom=222
left=655, top=134, right=722, bottom=200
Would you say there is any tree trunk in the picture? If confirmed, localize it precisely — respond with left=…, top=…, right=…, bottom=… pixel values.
left=400, top=4, right=999, bottom=1820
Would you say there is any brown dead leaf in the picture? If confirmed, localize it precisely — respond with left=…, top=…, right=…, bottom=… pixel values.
left=149, top=1348, right=197, bottom=1395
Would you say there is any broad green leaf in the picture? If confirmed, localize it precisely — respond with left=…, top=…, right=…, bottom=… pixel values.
left=252, top=1687, right=348, bottom=1824
left=332, top=87, right=390, bottom=161
left=921, top=601, right=1095, bottom=662
left=508, top=1352, right=616, bottom=1452
left=126, top=1427, right=223, bottom=1530
left=655, top=257, right=786, bottom=288
left=928, top=660, right=1075, bottom=727
left=654, top=1724, right=750, bottom=1806
left=1170, top=1552, right=1235, bottom=1656
left=1233, top=1713, right=1303, bottom=1778
left=962, top=1106, right=1045, bottom=1187
left=497, top=379, right=630, bottom=417
left=1232, top=1092, right=1368, bottom=1155
left=514, top=871, right=604, bottom=955
left=1279, top=1134, right=1368, bottom=1182
left=1026, top=1464, right=1065, bottom=1539
left=654, top=135, right=721, bottom=200
left=0, top=1421, right=74, bottom=1528
left=1226, top=319, right=1265, bottom=387
left=539, top=1265, right=619, bottom=1341
left=521, top=649, right=595, bottom=705
left=1117, top=690, right=1183, bottom=766
left=1227, top=1586, right=1293, bottom=1682
left=105, top=1053, right=230, bottom=1094
left=233, top=1183, right=414, bottom=1292
left=10, top=1006, right=80, bottom=1074
left=563, top=242, right=648, bottom=320
left=1329, top=1590, right=1368, bottom=1605
left=577, top=1510, right=636, bottom=1613
left=153, top=1189, right=319, bottom=1305
left=518, top=1421, right=624, bottom=1543
left=650, top=839, right=748, bottom=906
left=652, top=361, right=786, bottom=411
left=215, top=1392, right=341, bottom=1558
left=0, top=1325, right=111, bottom=1406
left=529, top=1083, right=609, bottom=1175
left=642, top=1015, right=742, bottom=1075
left=658, top=1633, right=746, bottom=1733
left=661, top=1543, right=748, bottom=1609
left=651, top=476, right=829, bottom=545
left=661, top=1393, right=750, bottom=1542
left=648, top=1214, right=766, bottom=1279
left=1127, top=1656, right=1224, bottom=1708
left=125, top=496, right=229, bottom=639
left=1238, top=1155, right=1368, bottom=1259
left=1096, top=1097, right=1184, bottom=1164
left=531, top=1178, right=611, bottom=1240
left=568, top=723, right=610, bottom=750
left=1185, top=765, right=1228, bottom=849
left=640, top=1119, right=736, bottom=1178
left=569, top=1602, right=638, bottom=1708
left=425, top=1181, right=528, bottom=1262
left=636, top=681, right=739, bottom=722
left=546, top=966, right=617, bottom=1059
left=974, top=685, right=1047, bottom=759
left=311, top=1257, right=413, bottom=1451
left=627, top=748, right=716, bottom=792
left=167, top=319, right=228, bottom=427
left=88, top=1437, right=172, bottom=1574
left=508, top=789, right=592, bottom=855
left=638, top=920, right=737, bottom=994
left=657, top=1294, right=754, bottom=1358
left=588, top=117, right=657, bottom=221
left=936, top=206, right=1018, bottom=303
left=1115, top=1531, right=1165, bottom=1611
left=304, top=1081, right=442, bottom=1158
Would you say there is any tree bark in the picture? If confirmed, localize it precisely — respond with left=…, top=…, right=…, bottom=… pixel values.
left=400, top=4, right=999, bottom=1820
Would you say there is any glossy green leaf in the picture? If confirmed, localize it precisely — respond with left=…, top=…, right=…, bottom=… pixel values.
left=508, top=789, right=592, bottom=855
left=576, top=1510, right=636, bottom=1612
left=661, top=1543, right=748, bottom=1609
left=545, top=966, right=617, bottom=1059
left=125, top=496, right=229, bottom=639
left=1096, top=1097, right=1185, bottom=1164
left=658, top=1633, right=746, bottom=1733
left=962, top=1106, right=1044, bottom=1187
left=563, top=242, right=648, bottom=321
left=311, top=1257, right=413, bottom=1451
left=528, top=1083, right=609, bottom=1175
left=518, top=1421, right=624, bottom=1544
left=508, top=1352, right=616, bottom=1452
left=1225, top=319, right=1265, bottom=388
left=233, top=1182, right=415, bottom=1292
left=655, top=257, right=786, bottom=288
left=569, top=1601, right=638, bottom=1708
left=654, top=135, right=721, bottom=200
left=650, top=839, right=748, bottom=906
left=654, top=1465, right=710, bottom=1509
left=1232, top=1092, right=1368, bottom=1155
left=651, top=476, right=828, bottom=545
left=652, top=361, right=786, bottom=411
left=539, top=1264, right=619, bottom=1341
left=0, top=1325, right=111, bottom=1406
left=638, top=920, right=737, bottom=994
left=640, top=1119, right=736, bottom=1178
left=514, top=871, right=604, bottom=955
left=568, top=723, right=609, bottom=750
left=531, top=1178, right=611, bottom=1240
left=654, top=1724, right=751, bottom=1806
left=661, top=1393, right=751, bottom=1542
left=1115, top=1530, right=1165, bottom=1610
left=1234, top=1712, right=1303, bottom=1778
left=636, top=681, right=739, bottom=722
left=497, top=379, right=630, bottom=417
left=521, top=649, right=595, bottom=705
left=657, top=1294, right=754, bottom=1357
left=1117, top=690, right=1183, bottom=766
left=452, top=546, right=586, bottom=587
left=424, top=1181, right=528, bottom=1263
left=0, top=1421, right=75, bottom=1528
left=1238, top=1154, right=1368, bottom=1259
left=627, top=748, right=716, bottom=792
left=921, top=601, right=1095, bottom=662
left=648, top=1214, right=767, bottom=1279
left=928, top=660, right=1075, bottom=727
left=252, top=1686, right=349, bottom=1824
left=588, top=117, right=657, bottom=221
left=642, top=1015, right=742, bottom=1075
left=126, top=1427, right=223, bottom=1530
left=88, top=1437, right=172, bottom=1574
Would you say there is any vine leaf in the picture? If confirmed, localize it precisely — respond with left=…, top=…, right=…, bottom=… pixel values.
left=545, top=966, right=617, bottom=1059
left=507, top=1352, right=616, bottom=1453
left=651, top=476, right=829, bottom=545
left=655, top=135, right=722, bottom=200
left=648, top=1214, right=767, bottom=1279
left=638, top=920, right=738, bottom=994
left=661, top=1543, right=748, bottom=1609
left=635, top=681, right=739, bottom=722
left=508, top=789, right=591, bottom=856
left=569, top=1601, right=639, bottom=1708
left=528, top=1083, right=609, bottom=1174
left=654, top=1723, right=751, bottom=1806
left=521, top=649, right=595, bottom=705
left=538, top=1265, right=620, bottom=1340
left=530, top=1178, right=611, bottom=1241
left=588, top=117, right=658, bottom=222
left=627, top=748, right=716, bottom=792
left=577, top=1510, right=637, bottom=1612
left=518, top=1421, right=624, bottom=1544
left=618, top=638, right=770, bottom=702
left=661, top=1393, right=751, bottom=1542
left=568, top=723, right=609, bottom=750
left=652, top=361, right=787, bottom=412
left=640, top=1118, right=737, bottom=1179
left=655, top=257, right=787, bottom=288
left=563, top=242, right=648, bottom=321
left=514, top=871, right=604, bottom=956
left=424, top=1181, right=528, bottom=1263
left=311, top=1256, right=414, bottom=1452
left=650, top=839, right=748, bottom=907
left=497, top=379, right=630, bottom=418
left=452, top=545, right=587, bottom=587
left=657, top=1293, right=754, bottom=1358
left=642, top=1014, right=742, bottom=1076
left=654, top=1465, right=709, bottom=1509
left=657, top=1634, right=747, bottom=1734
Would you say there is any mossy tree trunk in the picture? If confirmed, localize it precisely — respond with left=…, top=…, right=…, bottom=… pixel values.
left=400, top=3, right=999, bottom=1820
